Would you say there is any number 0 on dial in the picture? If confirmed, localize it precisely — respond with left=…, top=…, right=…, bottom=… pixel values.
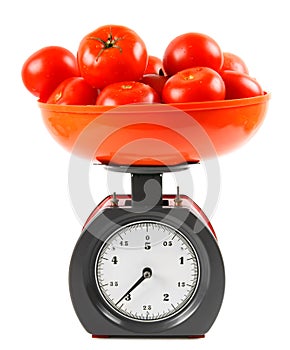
left=95, top=221, right=200, bottom=321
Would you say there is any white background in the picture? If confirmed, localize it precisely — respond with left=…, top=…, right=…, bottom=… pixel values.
left=1, top=0, right=289, bottom=349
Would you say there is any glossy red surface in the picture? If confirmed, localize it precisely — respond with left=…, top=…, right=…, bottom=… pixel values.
left=83, top=194, right=217, bottom=239
left=39, top=92, right=270, bottom=166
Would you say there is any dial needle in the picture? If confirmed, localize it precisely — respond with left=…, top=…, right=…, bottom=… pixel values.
left=116, top=267, right=152, bottom=305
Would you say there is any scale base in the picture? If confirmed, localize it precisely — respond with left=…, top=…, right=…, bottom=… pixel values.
left=92, top=334, right=205, bottom=339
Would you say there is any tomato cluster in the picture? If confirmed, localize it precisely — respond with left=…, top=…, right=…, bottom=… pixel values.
left=22, top=25, right=264, bottom=106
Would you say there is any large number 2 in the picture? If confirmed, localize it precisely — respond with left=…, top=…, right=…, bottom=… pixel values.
left=163, top=293, right=169, bottom=301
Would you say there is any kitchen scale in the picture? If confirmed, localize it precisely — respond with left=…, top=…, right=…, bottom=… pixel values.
left=38, top=93, right=270, bottom=338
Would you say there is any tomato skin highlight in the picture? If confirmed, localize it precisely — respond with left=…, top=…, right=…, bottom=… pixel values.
left=96, top=81, right=160, bottom=106
left=21, top=46, right=79, bottom=102
left=162, top=67, right=226, bottom=103
left=77, top=25, right=148, bottom=89
left=46, top=77, right=99, bottom=105
left=163, top=32, right=223, bottom=76
left=220, top=70, right=263, bottom=99
left=221, top=52, right=249, bottom=74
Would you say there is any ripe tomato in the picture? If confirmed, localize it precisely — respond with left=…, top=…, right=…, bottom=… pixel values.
left=162, top=67, right=225, bottom=103
left=221, top=52, right=249, bottom=74
left=77, top=25, right=148, bottom=89
left=144, top=55, right=164, bottom=75
left=46, top=77, right=99, bottom=105
left=220, top=70, right=263, bottom=99
left=21, top=46, right=79, bottom=102
left=96, top=81, right=160, bottom=106
left=163, top=32, right=223, bottom=76
left=140, top=74, right=169, bottom=100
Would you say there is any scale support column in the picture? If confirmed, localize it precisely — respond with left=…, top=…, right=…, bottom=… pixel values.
left=131, top=173, right=163, bottom=208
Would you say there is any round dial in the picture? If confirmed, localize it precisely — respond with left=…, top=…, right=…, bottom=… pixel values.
left=95, top=221, right=199, bottom=322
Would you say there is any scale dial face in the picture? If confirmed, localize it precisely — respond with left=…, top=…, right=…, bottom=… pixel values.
left=95, top=221, right=200, bottom=322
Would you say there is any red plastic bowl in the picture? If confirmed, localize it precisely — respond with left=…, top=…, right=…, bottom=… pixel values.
left=39, top=92, right=270, bottom=166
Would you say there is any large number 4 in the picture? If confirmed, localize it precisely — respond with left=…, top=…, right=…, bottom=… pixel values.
left=111, top=256, right=118, bottom=264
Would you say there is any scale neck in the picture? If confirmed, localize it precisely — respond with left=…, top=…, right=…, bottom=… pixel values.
left=131, top=173, right=163, bottom=208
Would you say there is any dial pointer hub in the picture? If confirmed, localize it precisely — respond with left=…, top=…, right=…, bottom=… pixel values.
left=116, top=267, right=152, bottom=306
